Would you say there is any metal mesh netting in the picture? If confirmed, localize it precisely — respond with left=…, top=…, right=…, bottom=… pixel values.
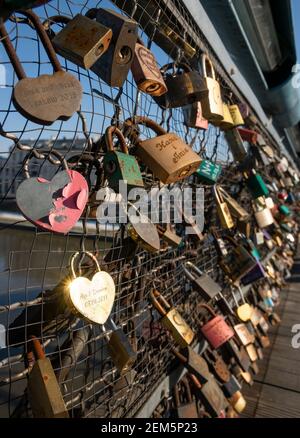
left=0, top=0, right=293, bottom=418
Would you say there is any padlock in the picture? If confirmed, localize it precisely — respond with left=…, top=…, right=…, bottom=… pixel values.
left=174, top=378, right=198, bottom=418
left=16, top=150, right=88, bottom=234
left=214, top=102, right=234, bottom=130
left=230, top=285, right=253, bottom=322
left=0, top=11, right=82, bottom=125
left=27, top=336, right=69, bottom=418
left=91, top=8, right=138, bottom=87
left=182, top=261, right=221, bottom=302
left=217, top=186, right=250, bottom=222
left=253, top=228, right=265, bottom=246
left=200, top=54, right=223, bottom=121
left=222, top=374, right=242, bottom=398
left=124, top=116, right=201, bottom=184
left=257, top=334, right=270, bottom=349
left=245, top=343, right=258, bottom=362
left=231, top=363, right=253, bottom=386
left=225, top=339, right=251, bottom=372
left=199, top=304, right=234, bottom=349
left=66, top=251, right=115, bottom=325
left=224, top=129, right=248, bottom=162
left=103, top=125, right=144, bottom=192
left=233, top=323, right=255, bottom=346
left=254, top=199, right=274, bottom=228
left=154, top=62, right=208, bottom=108
left=157, top=224, right=182, bottom=248
left=236, top=218, right=251, bottom=239
left=106, top=319, right=137, bottom=375
left=228, top=103, right=244, bottom=127
left=228, top=391, right=247, bottom=414
left=241, top=260, right=266, bottom=286
left=150, top=290, right=194, bottom=347
left=172, top=346, right=211, bottom=384
left=203, top=349, right=231, bottom=383
left=182, top=101, right=209, bottom=130
left=127, top=203, right=160, bottom=252
left=279, top=204, right=291, bottom=216
left=51, top=14, right=112, bottom=69
left=195, top=160, right=222, bottom=185
left=188, top=372, right=228, bottom=418
left=131, top=40, right=167, bottom=96
left=237, top=128, right=258, bottom=144
left=246, top=169, right=269, bottom=198
left=212, top=185, right=234, bottom=229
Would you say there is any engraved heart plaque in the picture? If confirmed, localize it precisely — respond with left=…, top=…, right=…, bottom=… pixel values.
left=69, top=271, right=115, bottom=324
left=13, top=71, right=82, bottom=125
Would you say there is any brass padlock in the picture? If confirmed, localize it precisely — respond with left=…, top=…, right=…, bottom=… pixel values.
left=213, top=185, right=234, bottom=229
left=200, top=54, right=223, bottom=122
left=51, top=14, right=112, bottom=69
left=91, top=8, right=138, bottom=87
left=217, top=186, right=250, bottom=222
left=106, top=319, right=137, bottom=375
left=182, top=101, right=209, bottom=130
left=225, top=129, right=248, bottom=162
left=214, top=102, right=234, bottom=130
left=154, top=62, right=208, bottom=108
left=228, top=391, right=247, bottom=414
left=124, top=116, right=201, bottom=184
left=182, top=261, right=222, bottom=302
left=131, top=40, right=167, bottom=96
left=27, top=336, right=69, bottom=418
left=150, top=290, right=194, bottom=347
left=103, top=125, right=144, bottom=192
left=228, top=103, right=244, bottom=127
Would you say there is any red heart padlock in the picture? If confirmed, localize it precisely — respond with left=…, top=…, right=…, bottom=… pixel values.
left=199, top=304, right=234, bottom=349
left=16, top=152, right=88, bottom=234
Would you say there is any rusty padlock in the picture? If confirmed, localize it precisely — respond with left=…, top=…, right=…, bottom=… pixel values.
left=124, top=116, right=201, bottom=184
left=150, top=290, right=194, bottom=347
left=174, top=377, right=198, bottom=418
left=199, top=304, right=234, bottom=349
left=50, top=14, right=112, bottom=69
left=131, top=39, right=167, bottom=96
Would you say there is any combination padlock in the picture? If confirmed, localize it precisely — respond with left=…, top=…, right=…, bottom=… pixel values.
left=150, top=290, right=194, bottom=347
left=199, top=304, right=234, bottom=349
left=124, top=116, right=201, bottom=184
left=182, top=261, right=222, bottom=302
left=103, top=125, right=144, bottom=192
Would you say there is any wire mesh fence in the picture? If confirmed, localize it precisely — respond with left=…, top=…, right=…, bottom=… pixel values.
left=0, top=0, right=297, bottom=418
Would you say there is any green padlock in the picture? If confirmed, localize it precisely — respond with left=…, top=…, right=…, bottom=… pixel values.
left=246, top=170, right=269, bottom=198
left=103, top=126, right=144, bottom=192
left=279, top=205, right=291, bottom=216
left=195, top=160, right=222, bottom=185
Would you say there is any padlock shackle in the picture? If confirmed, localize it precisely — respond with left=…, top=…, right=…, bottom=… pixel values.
left=42, top=15, right=71, bottom=36
left=23, top=148, right=69, bottom=179
left=16, top=9, right=63, bottom=72
left=182, top=261, right=204, bottom=281
left=70, top=251, right=101, bottom=279
left=212, top=184, right=223, bottom=204
left=105, top=126, right=129, bottom=154
left=198, top=303, right=217, bottom=318
left=124, top=116, right=167, bottom=144
left=160, top=62, right=192, bottom=75
left=30, top=336, right=46, bottom=360
left=0, top=21, right=26, bottom=80
left=171, top=347, right=188, bottom=364
left=181, top=376, right=193, bottom=403
left=201, top=53, right=216, bottom=80
left=149, top=289, right=171, bottom=317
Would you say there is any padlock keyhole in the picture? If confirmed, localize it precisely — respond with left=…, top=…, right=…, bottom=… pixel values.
left=105, top=160, right=117, bottom=174
left=119, top=46, right=132, bottom=64
left=95, top=44, right=105, bottom=57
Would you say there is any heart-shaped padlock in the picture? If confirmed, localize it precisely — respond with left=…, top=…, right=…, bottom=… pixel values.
left=16, top=150, right=88, bottom=234
left=67, top=251, right=115, bottom=325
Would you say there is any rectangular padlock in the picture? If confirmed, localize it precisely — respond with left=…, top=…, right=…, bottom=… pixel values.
left=92, top=8, right=138, bottom=87
left=225, top=128, right=248, bottom=162
left=213, top=185, right=234, bottom=229
left=52, top=14, right=112, bottom=69
left=183, top=261, right=221, bottom=302
left=246, top=169, right=269, bottom=198
left=200, top=54, right=223, bottom=122
left=199, top=304, right=234, bottom=349
left=183, top=101, right=209, bottom=130
left=195, top=160, right=222, bottom=185
left=217, top=186, right=249, bottom=221
left=107, top=320, right=137, bottom=375
left=237, top=128, right=258, bottom=144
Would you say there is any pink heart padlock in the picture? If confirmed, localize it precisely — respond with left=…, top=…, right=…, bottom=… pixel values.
left=199, top=304, right=234, bottom=349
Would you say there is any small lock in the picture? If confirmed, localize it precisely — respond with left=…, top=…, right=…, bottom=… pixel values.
left=0, top=10, right=82, bottom=125
left=214, top=102, right=234, bottom=130
left=174, top=377, right=198, bottom=418
left=124, top=116, right=201, bottom=184
left=182, top=101, right=209, bottom=130
left=195, top=160, right=222, bottom=185
left=199, top=304, right=234, bottom=349
left=240, top=259, right=266, bottom=286
left=66, top=251, right=115, bottom=325
left=246, top=169, right=269, bottom=198
left=245, top=343, right=258, bottom=363
left=228, top=104, right=244, bottom=127
left=131, top=41, right=167, bottom=96
left=91, top=8, right=138, bottom=87
left=182, top=261, right=221, bottom=302
left=103, top=125, right=144, bottom=192
left=233, top=323, right=255, bottom=347
left=203, top=348, right=231, bottom=383
left=213, top=185, right=234, bottom=229
left=253, top=228, right=265, bottom=246
left=228, top=391, right=247, bottom=414
left=230, top=285, right=254, bottom=322
left=222, top=374, right=242, bottom=398
left=200, top=54, right=223, bottom=122
left=106, top=319, right=137, bottom=375
left=224, top=129, right=248, bottom=163
left=51, top=14, right=112, bottom=69
left=226, top=340, right=251, bottom=372
left=279, top=204, right=291, bottom=216
left=154, top=62, right=208, bottom=109
left=217, top=186, right=250, bottom=221
left=27, top=336, right=69, bottom=418
left=150, top=290, right=194, bottom=347
left=172, top=346, right=211, bottom=384
left=254, top=199, right=274, bottom=228
left=237, top=128, right=258, bottom=144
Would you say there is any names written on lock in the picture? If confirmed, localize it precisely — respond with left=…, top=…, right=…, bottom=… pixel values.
left=20, top=80, right=79, bottom=96
left=80, top=287, right=109, bottom=309
left=155, top=135, right=179, bottom=151
left=25, top=92, right=80, bottom=109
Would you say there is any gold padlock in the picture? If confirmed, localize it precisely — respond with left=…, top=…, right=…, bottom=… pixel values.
left=214, top=102, right=234, bottom=130
left=217, top=186, right=250, bottom=221
left=124, top=116, right=201, bottom=184
left=213, top=185, right=234, bottom=229
left=229, top=103, right=244, bottom=127
left=200, top=54, right=223, bottom=122
left=150, top=290, right=194, bottom=347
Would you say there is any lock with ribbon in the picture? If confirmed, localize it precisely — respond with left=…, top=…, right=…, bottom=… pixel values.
left=16, top=150, right=89, bottom=234
left=198, top=304, right=234, bottom=349
left=124, top=116, right=201, bottom=184
left=150, top=290, right=194, bottom=347
left=0, top=10, right=82, bottom=125
left=103, top=125, right=144, bottom=192
left=65, top=251, right=115, bottom=325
